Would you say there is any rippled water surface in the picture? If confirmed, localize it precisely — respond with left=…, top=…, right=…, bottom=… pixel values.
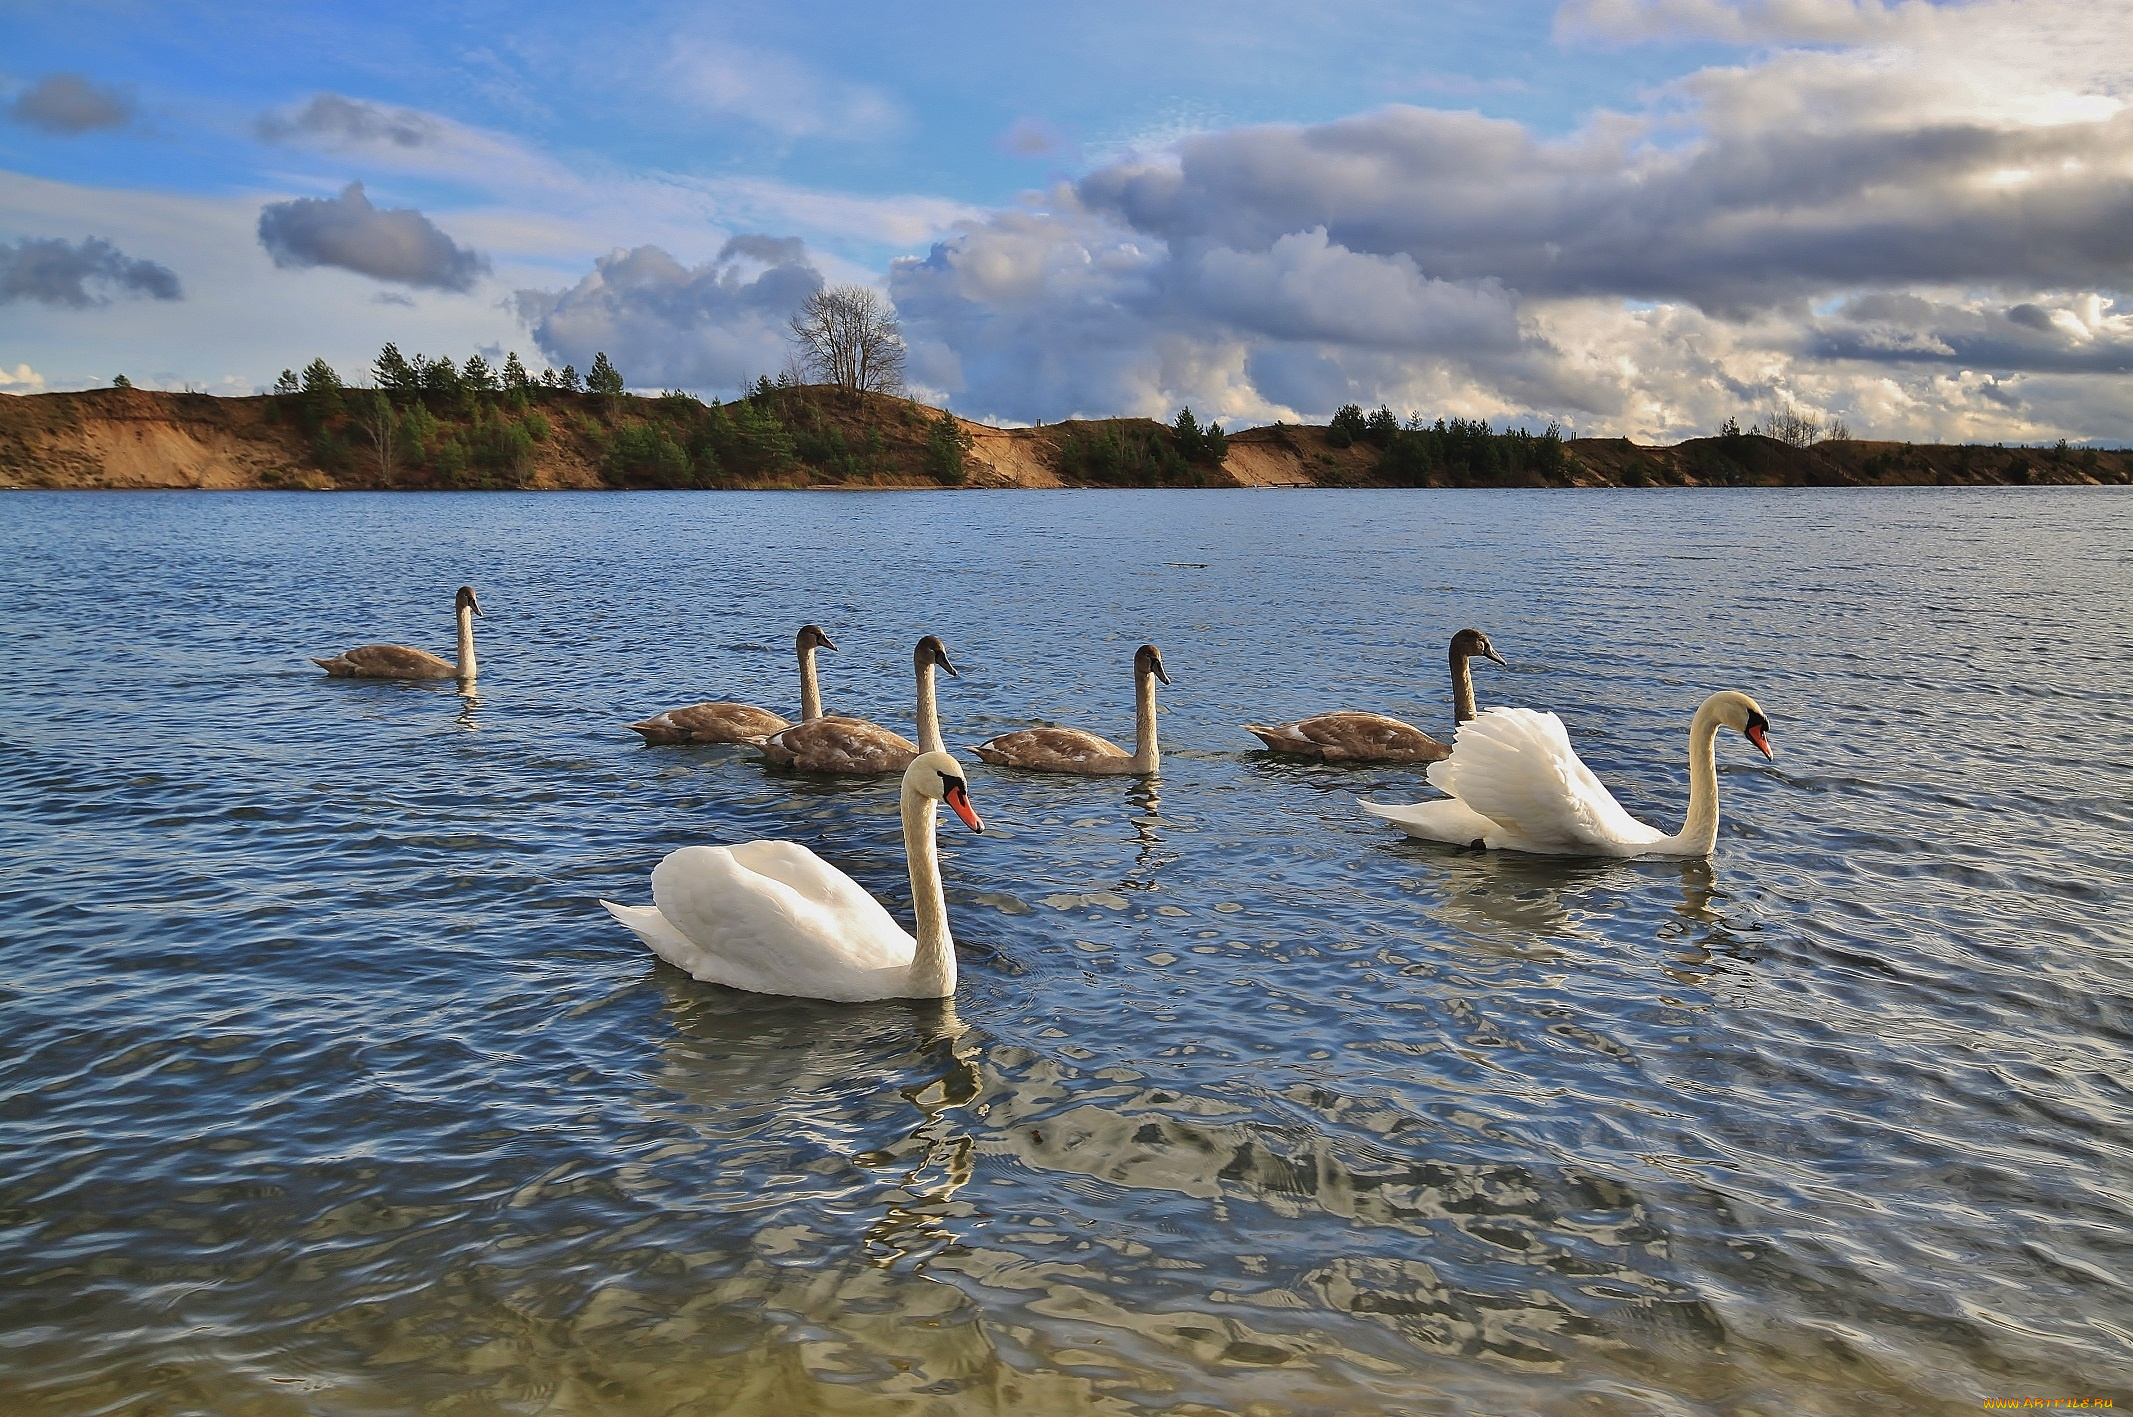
left=3, top=488, right=2129, bottom=1415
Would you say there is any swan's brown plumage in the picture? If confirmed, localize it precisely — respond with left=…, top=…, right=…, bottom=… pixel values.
left=1243, top=628, right=1506, bottom=764
left=754, top=636, right=955, bottom=775
left=1244, top=711, right=1449, bottom=763
left=973, top=725, right=1138, bottom=774
left=313, top=586, right=481, bottom=681
left=313, top=644, right=460, bottom=680
left=628, top=625, right=835, bottom=745
left=756, top=715, right=923, bottom=774
left=973, top=644, right=1168, bottom=776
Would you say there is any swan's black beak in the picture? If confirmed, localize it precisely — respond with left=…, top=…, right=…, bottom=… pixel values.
left=1744, top=719, right=1773, bottom=760
left=1482, top=644, right=1507, bottom=666
left=943, top=777, right=984, bottom=833
left=1151, top=657, right=1171, bottom=685
left=937, top=649, right=959, bottom=677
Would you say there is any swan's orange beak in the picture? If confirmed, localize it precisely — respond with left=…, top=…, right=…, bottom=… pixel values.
left=945, top=781, right=985, bottom=833
left=1745, top=722, right=1773, bottom=760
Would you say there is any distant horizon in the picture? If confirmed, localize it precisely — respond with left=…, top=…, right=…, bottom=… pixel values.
left=4, top=1, right=2130, bottom=445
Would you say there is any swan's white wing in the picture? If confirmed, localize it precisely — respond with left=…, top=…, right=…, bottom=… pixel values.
left=1358, top=795, right=1502, bottom=845
left=602, top=899, right=745, bottom=983
left=639, top=843, right=915, bottom=1000
left=1423, top=708, right=1666, bottom=854
left=722, top=840, right=912, bottom=962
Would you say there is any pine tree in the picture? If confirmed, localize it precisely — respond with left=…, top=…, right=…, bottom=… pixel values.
left=1328, top=403, right=1367, bottom=448
left=1172, top=406, right=1205, bottom=461
left=924, top=407, right=973, bottom=484
left=559, top=364, right=581, bottom=393
left=373, top=343, right=418, bottom=395
left=112, top=373, right=133, bottom=390
left=419, top=355, right=460, bottom=395
left=301, top=358, right=342, bottom=393
left=587, top=352, right=624, bottom=397
left=273, top=369, right=300, bottom=396
left=462, top=354, right=497, bottom=392
left=501, top=352, right=531, bottom=391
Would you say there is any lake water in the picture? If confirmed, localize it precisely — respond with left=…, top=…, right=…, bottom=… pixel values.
left=2, top=488, right=2128, bottom=1415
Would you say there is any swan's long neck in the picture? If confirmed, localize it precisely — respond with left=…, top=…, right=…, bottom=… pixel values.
left=1131, top=668, right=1161, bottom=772
left=1450, top=645, right=1476, bottom=723
left=915, top=657, right=943, bottom=754
left=1671, top=701, right=1724, bottom=856
left=901, top=789, right=955, bottom=997
left=798, top=644, right=823, bottom=721
left=455, top=603, right=477, bottom=681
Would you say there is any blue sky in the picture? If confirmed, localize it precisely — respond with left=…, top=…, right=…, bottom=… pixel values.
left=4, top=0, right=2130, bottom=440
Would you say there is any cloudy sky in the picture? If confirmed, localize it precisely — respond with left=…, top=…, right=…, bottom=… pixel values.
left=3, top=0, right=2129, bottom=441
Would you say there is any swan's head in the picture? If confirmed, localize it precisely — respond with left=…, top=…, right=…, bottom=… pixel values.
left=1709, top=690, right=1774, bottom=760
left=455, top=586, right=484, bottom=617
left=1136, top=644, right=1170, bottom=685
left=907, top=750, right=983, bottom=832
left=917, top=635, right=958, bottom=677
left=1452, top=628, right=1507, bottom=667
left=797, top=624, right=837, bottom=653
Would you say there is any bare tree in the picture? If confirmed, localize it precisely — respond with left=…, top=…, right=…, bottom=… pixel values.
left=350, top=387, right=398, bottom=479
left=1764, top=404, right=1823, bottom=448
left=787, top=285, right=906, bottom=398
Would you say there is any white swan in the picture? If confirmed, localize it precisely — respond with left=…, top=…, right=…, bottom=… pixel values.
left=1245, top=627, right=1506, bottom=763
left=600, top=750, right=985, bottom=1001
left=974, top=643, right=1168, bottom=775
left=313, top=585, right=482, bottom=681
left=756, top=636, right=955, bottom=774
left=627, top=624, right=835, bottom=744
left=1360, top=690, right=1773, bottom=857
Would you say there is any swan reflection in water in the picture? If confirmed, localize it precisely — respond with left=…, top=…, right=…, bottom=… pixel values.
left=1660, top=857, right=1759, bottom=986
left=454, top=686, right=480, bottom=732
left=1120, top=778, right=1173, bottom=889
left=643, top=975, right=982, bottom=1266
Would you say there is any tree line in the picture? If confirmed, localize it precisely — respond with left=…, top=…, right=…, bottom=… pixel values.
left=1328, top=403, right=1566, bottom=485
left=264, top=345, right=627, bottom=487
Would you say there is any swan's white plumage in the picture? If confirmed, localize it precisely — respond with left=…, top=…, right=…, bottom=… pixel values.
left=604, top=842, right=916, bottom=1002
left=1423, top=707, right=1663, bottom=852
left=601, top=750, right=979, bottom=1002
left=1361, top=692, right=1771, bottom=858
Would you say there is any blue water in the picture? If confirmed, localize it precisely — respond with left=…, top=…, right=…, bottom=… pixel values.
left=2, top=488, right=2128, bottom=1415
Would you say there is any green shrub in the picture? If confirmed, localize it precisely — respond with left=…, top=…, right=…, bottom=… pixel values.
left=310, top=427, right=351, bottom=470
left=1056, top=423, right=1196, bottom=486
left=430, top=436, right=469, bottom=485
left=398, top=403, right=440, bottom=463
left=471, top=418, right=535, bottom=482
left=603, top=423, right=691, bottom=486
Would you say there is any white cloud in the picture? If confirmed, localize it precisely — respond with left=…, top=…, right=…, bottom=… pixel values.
left=892, top=0, right=2133, bottom=440
left=0, top=363, right=49, bottom=394
left=514, top=238, right=823, bottom=393
left=1554, top=0, right=1924, bottom=45
left=660, top=37, right=904, bottom=141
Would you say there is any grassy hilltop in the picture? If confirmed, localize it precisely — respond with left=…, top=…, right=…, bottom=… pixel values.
left=2, top=379, right=2126, bottom=491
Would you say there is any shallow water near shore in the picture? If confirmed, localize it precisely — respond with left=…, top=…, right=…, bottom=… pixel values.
left=2, top=487, right=2128, bottom=1415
